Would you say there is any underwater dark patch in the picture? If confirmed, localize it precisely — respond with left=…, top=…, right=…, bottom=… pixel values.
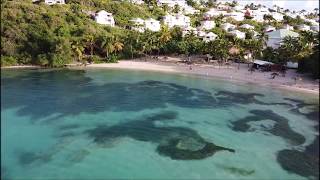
left=277, top=149, right=319, bottom=179
left=18, top=151, right=52, bottom=166
left=86, top=111, right=234, bottom=160
left=157, top=138, right=235, bottom=160
left=58, top=124, right=80, bottom=130
left=231, top=110, right=305, bottom=145
left=216, top=164, right=255, bottom=176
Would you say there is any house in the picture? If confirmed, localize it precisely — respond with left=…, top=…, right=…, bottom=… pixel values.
left=144, top=18, right=161, bottom=32
left=282, top=24, right=294, bottom=30
left=128, top=0, right=144, bottom=4
left=216, top=4, right=231, bottom=11
left=270, top=12, right=284, bottom=21
left=297, top=24, right=311, bottom=31
left=266, top=29, right=299, bottom=49
left=203, top=32, right=217, bottom=42
left=157, top=0, right=187, bottom=7
left=233, top=4, right=245, bottom=11
left=224, top=11, right=244, bottom=21
left=182, top=5, right=200, bottom=15
left=182, top=27, right=197, bottom=37
left=163, top=14, right=190, bottom=28
left=203, top=8, right=227, bottom=19
left=130, top=18, right=145, bottom=32
left=264, top=25, right=276, bottom=32
left=44, top=0, right=65, bottom=5
left=240, top=24, right=254, bottom=30
left=221, top=23, right=236, bottom=32
left=95, top=10, right=115, bottom=26
left=310, top=24, right=319, bottom=32
left=228, top=30, right=246, bottom=39
left=198, top=20, right=215, bottom=30
left=197, top=30, right=206, bottom=37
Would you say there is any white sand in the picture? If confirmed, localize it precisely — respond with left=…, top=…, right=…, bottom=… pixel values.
left=82, top=59, right=319, bottom=95
left=2, top=58, right=318, bottom=94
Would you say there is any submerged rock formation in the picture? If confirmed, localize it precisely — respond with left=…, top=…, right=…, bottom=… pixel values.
left=86, top=111, right=235, bottom=160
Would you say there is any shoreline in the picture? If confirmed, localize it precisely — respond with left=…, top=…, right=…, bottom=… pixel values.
left=80, top=60, right=320, bottom=95
left=2, top=60, right=319, bottom=95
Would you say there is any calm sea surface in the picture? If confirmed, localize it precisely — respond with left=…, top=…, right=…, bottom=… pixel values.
left=1, top=69, right=319, bottom=180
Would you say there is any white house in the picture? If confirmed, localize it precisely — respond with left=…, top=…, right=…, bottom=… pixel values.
left=130, top=18, right=145, bottom=32
left=163, top=14, right=190, bottom=28
left=228, top=30, right=246, bottom=39
left=270, top=12, right=284, bottom=21
left=216, top=4, right=231, bottom=11
left=95, top=10, right=115, bottom=26
left=197, top=30, right=206, bottom=37
left=266, top=29, right=299, bottom=49
left=297, top=24, right=311, bottom=31
left=204, top=8, right=227, bottom=18
left=282, top=24, right=294, bottom=30
left=264, top=25, right=276, bottom=32
left=157, top=0, right=187, bottom=7
left=44, top=0, right=65, bottom=5
left=128, top=0, right=144, bottom=4
left=144, top=18, right=161, bottom=32
left=240, top=24, right=254, bottom=30
left=182, top=26, right=197, bottom=37
left=203, top=32, right=218, bottom=42
left=221, top=23, right=236, bottom=31
left=182, top=5, right=200, bottom=15
left=224, top=11, right=244, bottom=21
left=233, top=4, right=245, bottom=11
left=198, top=20, right=215, bottom=30
left=311, top=24, right=319, bottom=32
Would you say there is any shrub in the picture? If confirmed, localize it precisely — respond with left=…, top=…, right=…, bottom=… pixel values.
left=1, top=56, right=17, bottom=66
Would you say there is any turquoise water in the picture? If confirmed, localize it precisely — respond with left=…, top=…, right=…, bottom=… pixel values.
left=1, top=69, right=319, bottom=180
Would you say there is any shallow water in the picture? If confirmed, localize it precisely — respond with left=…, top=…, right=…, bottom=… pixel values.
left=1, top=69, right=319, bottom=180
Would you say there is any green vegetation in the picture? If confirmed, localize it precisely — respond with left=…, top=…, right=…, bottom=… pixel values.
left=1, top=0, right=319, bottom=77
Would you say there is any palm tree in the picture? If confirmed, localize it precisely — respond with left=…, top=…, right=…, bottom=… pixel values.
left=71, top=41, right=84, bottom=62
left=84, top=35, right=95, bottom=56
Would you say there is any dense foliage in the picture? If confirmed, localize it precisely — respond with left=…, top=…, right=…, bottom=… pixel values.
left=1, top=0, right=319, bottom=75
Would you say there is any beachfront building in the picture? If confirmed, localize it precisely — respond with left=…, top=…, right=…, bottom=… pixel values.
left=203, top=32, right=218, bottom=42
left=130, top=18, right=145, bottom=32
left=228, top=30, right=246, bottom=39
left=163, top=14, right=191, bottom=29
left=264, top=25, right=276, bottom=32
left=95, top=10, right=115, bottom=26
left=266, top=29, right=299, bottom=49
left=297, top=24, right=311, bottom=31
left=240, top=24, right=254, bottom=30
left=44, top=0, right=65, bottom=5
left=282, top=24, right=294, bottom=30
left=221, top=23, right=236, bottom=32
left=198, top=20, right=215, bottom=30
left=145, top=18, right=161, bottom=32
left=157, top=0, right=187, bottom=7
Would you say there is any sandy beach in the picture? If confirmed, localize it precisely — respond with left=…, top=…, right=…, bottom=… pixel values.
left=81, top=58, right=319, bottom=95
left=2, top=57, right=319, bottom=94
